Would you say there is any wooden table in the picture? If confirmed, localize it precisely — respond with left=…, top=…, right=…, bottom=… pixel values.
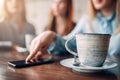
left=0, top=49, right=120, bottom=80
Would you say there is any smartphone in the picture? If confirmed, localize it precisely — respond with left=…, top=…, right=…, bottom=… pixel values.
left=8, top=58, right=54, bottom=68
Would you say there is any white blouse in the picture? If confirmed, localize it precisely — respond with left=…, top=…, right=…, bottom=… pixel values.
left=0, top=21, right=36, bottom=47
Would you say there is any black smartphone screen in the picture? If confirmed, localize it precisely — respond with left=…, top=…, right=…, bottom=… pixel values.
left=8, top=58, right=54, bottom=68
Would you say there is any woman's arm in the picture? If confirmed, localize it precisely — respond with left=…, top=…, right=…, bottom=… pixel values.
left=26, top=16, right=89, bottom=62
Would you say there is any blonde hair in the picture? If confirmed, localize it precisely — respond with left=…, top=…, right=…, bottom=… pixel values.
left=47, top=0, right=75, bottom=36
left=88, top=0, right=120, bottom=34
left=0, top=0, right=26, bottom=25
left=115, top=0, right=120, bottom=34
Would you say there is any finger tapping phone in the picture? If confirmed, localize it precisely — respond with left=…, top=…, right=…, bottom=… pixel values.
left=8, top=58, right=54, bottom=68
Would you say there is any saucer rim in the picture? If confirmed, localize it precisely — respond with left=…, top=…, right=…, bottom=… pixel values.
left=73, top=63, right=117, bottom=70
left=60, top=58, right=118, bottom=71
left=72, top=68, right=102, bottom=73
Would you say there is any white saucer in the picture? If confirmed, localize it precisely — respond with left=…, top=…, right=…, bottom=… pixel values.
left=15, top=46, right=28, bottom=53
left=60, top=58, right=118, bottom=73
left=0, top=41, right=13, bottom=48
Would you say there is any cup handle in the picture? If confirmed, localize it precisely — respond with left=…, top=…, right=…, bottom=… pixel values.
left=65, top=38, right=78, bottom=56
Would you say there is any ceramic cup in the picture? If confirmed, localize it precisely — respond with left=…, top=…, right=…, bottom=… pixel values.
left=65, top=33, right=111, bottom=67
left=25, top=34, right=35, bottom=51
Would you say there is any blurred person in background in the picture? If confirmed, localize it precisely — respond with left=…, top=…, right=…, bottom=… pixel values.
left=26, top=0, right=120, bottom=62
left=0, top=0, right=36, bottom=47
left=46, top=0, right=75, bottom=37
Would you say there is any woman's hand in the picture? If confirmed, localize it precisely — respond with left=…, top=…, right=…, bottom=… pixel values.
left=26, top=31, right=56, bottom=63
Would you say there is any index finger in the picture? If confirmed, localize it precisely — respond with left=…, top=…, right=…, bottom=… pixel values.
left=26, top=40, right=42, bottom=62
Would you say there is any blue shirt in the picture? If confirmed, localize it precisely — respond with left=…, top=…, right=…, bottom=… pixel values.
left=48, top=12, right=120, bottom=61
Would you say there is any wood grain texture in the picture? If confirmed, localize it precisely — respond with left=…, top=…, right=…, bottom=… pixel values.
left=0, top=49, right=119, bottom=80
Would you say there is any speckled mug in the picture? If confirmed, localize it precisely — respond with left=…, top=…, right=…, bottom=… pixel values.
left=65, top=33, right=111, bottom=67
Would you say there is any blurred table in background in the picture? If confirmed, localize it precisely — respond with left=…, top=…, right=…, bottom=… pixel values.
left=0, top=49, right=120, bottom=80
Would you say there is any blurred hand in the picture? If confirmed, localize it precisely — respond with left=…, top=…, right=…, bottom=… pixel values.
left=25, top=31, right=56, bottom=63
